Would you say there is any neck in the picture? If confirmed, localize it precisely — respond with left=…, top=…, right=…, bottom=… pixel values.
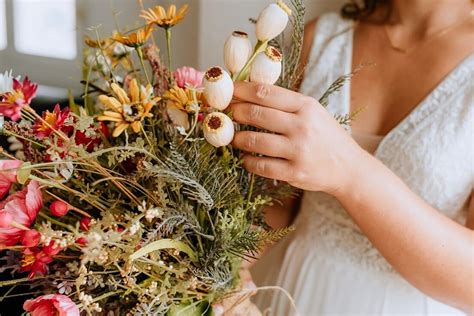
left=389, top=0, right=472, bottom=32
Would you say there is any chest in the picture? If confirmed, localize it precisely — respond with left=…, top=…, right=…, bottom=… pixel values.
left=349, top=22, right=474, bottom=136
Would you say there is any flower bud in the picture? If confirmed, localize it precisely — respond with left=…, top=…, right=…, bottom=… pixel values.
left=80, top=217, right=91, bottom=231
left=250, top=46, right=283, bottom=85
left=167, top=108, right=190, bottom=130
left=224, top=31, right=252, bottom=75
left=76, top=237, right=88, bottom=246
left=22, top=229, right=41, bottom=247
left=0, top=211, right=13, bottom=228
left=50, top=200, right=70, bottom=217
left=203, top=67, right=234, bottom=111
left=256, top=1, right=291, bottom=42
left=203, top=112, right=235, bottom=147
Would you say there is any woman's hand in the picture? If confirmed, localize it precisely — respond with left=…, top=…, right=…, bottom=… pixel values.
left=231, top=82, right=365, bottom=195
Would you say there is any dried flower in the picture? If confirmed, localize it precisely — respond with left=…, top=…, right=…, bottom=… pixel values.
left=113, top=25, right=154, bottom=48
left=203, top=66, right=234, bottom=110
left=0, top=69, right=15, bottom=94
left=0, top=76, right=38, bottom=121
left=203, top=112, right=235, bottom=147
left=97, top=79, right=159, bottom=137
left=224, top=31, right=252, bottom=75
left=250, top=46, right=283, bottom=85
left=255, top=1, right=291, bottom=42
left=141, top=4, right=189, bottom=28
left=174, top=66, right=204, bottom=88
left=33, top=104, right=72, bottom=139
left=164, top=86, right=204, bottom=113
left=23, top=294, right=80, bottom=316
left=21, top=229, right=41, bottom=247
left=0, top=181, right=42, bottom=247
left=49, top=200, right=70, bottom=217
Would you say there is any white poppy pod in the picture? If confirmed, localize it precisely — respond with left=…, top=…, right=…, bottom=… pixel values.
left=250, top=46, right=282, bottom=85
left=167, top=108, right=190, bottom=130
left=203, top=66, right=234, bottom=111
left=224, top=31, right=252, bottom=75
left=255, top=1, right=292, bottom=42
left=203, top=112, right=235, bottom=147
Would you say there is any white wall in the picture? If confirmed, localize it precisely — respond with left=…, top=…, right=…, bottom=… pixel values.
left=0, top=0, right=346, bottom=96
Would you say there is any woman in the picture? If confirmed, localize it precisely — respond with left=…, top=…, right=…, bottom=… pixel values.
left=225, top=0, right=473, bottom=314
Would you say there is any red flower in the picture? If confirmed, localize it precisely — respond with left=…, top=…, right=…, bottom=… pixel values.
left=80, top=217, right=91, bottom=231
left=0, top=181, right=42, bottom=246
left=33, top=104, right=72, bottom=139
left=22, top=229, right=41, bottom=247
left=0, top=76, right=38, bottom=121
left=49, top=200, right=70, bottom=217
left=75, top=122, right=110, bottom=152
left=20, top=247, right=54, bottom=279
left=0, top=160, right=23, bottom=199
left=23, top=294, right=80, bottom=316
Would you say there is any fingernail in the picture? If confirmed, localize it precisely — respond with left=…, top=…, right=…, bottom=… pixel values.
left=214, top=305, right=224, bottom=316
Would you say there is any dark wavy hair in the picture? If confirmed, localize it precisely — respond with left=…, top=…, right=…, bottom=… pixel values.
left=341, top=0, right=390, bottom=20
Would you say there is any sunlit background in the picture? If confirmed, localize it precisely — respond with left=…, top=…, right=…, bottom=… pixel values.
left=0, top=0, right=344, bottom=103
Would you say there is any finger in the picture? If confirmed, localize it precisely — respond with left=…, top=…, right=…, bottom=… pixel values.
left=233, top=131, right=292, bottom=159
left=230, top=102, right=295, bottom=134
left=234, top=81, right=312, bottom=113
left=242, top=155, right=292, bottom=181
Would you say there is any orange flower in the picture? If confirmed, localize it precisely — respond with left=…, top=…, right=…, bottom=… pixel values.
left=97, top=79, right=160, bottom=137
left=141, top=4, right=188, bottom=28
left=112, top=25, right=154, bottom=48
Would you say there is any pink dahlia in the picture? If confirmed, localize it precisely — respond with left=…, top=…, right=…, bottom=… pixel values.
left=174, top=66, right=204, bottom=88
left=23, top=294, right=80, bottom=316
left=0, top=76, right=38, bottom=121
left=0, top=180, right=42, bottom=246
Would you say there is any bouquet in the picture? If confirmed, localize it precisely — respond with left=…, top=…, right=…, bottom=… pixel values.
left=0, top=1, right=311, bottom=315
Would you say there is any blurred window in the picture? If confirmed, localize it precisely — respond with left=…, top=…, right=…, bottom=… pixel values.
left=13, top=0, right=77, bottom=59
left=0, top=0, right=6, bottom=50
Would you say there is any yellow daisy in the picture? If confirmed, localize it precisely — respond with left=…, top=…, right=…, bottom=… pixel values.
left=141, top=4, right=189, bottom=29
left=163, top=86, right=205, bottom=112
left=112, top=25, right=154, bottom=48
left=97, top=79, right=160, bottom=137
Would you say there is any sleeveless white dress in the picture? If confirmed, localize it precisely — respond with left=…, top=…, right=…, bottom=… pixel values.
left=251, top=13, right=474, bottom=315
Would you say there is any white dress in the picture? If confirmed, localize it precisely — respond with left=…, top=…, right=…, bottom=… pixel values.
left=251, top=13, right=474, bottom=316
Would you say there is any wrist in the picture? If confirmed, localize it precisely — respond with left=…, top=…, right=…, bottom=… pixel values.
left=329, top=144, right=374, bottom=201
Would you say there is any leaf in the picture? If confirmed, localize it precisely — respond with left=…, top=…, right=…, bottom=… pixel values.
left=129, top=239, right=197, bottom=262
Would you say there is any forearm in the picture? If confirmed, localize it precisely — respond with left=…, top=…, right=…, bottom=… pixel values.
left=334, top=150, right=474, bottom=311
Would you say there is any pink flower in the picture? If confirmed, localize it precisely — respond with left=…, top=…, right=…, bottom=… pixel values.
left=0, top=160, right=23, bottom=199
left=0, top=180, right=42, bottom=246
left=23, top=294, right=80, bottom=316
left=80, top=217, right=91, bottom=231
left=0, top=76, right=38, bottom=121
left=174, top=66, right=204, bottom=88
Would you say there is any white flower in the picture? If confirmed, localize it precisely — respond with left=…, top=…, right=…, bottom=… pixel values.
left=129, top=221, right=140, bottom=235
left=256, top=1, right=291, bottom=42
left=224, top=31, right=252, bottom=75
left=250, top=46, right=283, bottom=85
left=0, top=70, right=15, bottom=94
left=86, top=53, right=111, bottom=75
left=145, top=207, right=163, bottom=222
left=203, top=112, right=235, bottom=147
left=203, top=66, right=234, bottom=111
left=167, top=108, right=190, bottom=130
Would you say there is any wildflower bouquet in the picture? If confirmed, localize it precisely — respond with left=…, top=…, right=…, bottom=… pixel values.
left=0, top=1, right=307, bottom=315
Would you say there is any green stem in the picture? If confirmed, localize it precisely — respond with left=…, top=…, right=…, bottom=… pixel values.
left=0, top=276, right=46, bottom=287
left=234, top=40, right=268, bottom=82
left=38, top=212, right=75, bottom=231
left=246, top=173, right=255, bottom=210
left=165, top=28, right=172, bottom=70
left=136, top=47, right=151, bottom=86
